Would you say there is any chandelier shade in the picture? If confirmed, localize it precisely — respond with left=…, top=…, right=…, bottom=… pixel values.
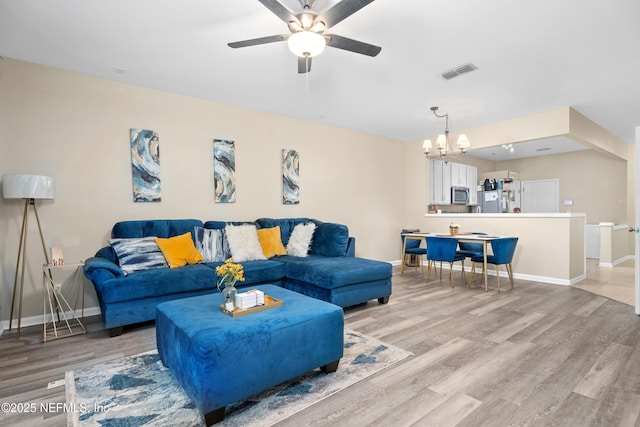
left=423, top=107, right=470, bottom=163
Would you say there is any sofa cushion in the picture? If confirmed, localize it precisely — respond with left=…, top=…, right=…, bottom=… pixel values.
left=96, top=264, right=218, bottom=304
left=112, top=219, right=204, bottom=239
left=280, top=255, right=392, bottom=289
left=225, top=224, right=267, bottom=262
left=194, top=227, right=229, bottom=262
left=204, top=259, right=286, bottom=286
left=255, top=218, right=310, bottom=245
left=155, top=232, right=204, bottom=268
left=109, top=237, right=168, bottom=275
left=286, top=222, right=316, bottom=257
left=257, top=226, right=287, bottom=258
left=309, top=220, right=349, bottom=257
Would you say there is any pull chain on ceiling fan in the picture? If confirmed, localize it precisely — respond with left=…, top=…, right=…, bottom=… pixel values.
left=228, top=0, right=381, bottom=74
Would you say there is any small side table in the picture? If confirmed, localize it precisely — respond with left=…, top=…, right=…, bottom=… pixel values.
left=42, top=261, right=86, bottom=342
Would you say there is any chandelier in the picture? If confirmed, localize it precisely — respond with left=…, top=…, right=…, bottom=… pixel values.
left=423, top=106, right=470, bottom=163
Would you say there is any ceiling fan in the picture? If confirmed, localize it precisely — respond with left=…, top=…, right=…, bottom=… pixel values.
left=228, top=0, right=381, bottom=73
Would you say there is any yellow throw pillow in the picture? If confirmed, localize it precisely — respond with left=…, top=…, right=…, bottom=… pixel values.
left=155, top=232, right=204, bottom=268
left=257, top=226, right=287, bottom=258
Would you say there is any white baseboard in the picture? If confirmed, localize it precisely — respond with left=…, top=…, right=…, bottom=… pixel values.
left=599, top=255, right=634, bottom=268
left=1, top=306, right=102, bottom=335
left=393, top=259, right=583, bottom=287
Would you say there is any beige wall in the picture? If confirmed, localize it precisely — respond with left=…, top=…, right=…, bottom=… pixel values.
left=404, top=140, right=629, bottom=227
left=409, top=214, right=586, bottom=284
left=1, top=58, right=635, bottom=326
left=0, top=59, right=406, bottom=322
left=497, top=150, right=628, bottom=224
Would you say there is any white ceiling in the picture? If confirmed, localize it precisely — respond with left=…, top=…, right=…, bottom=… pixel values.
left=1, top=0, right=639, bottom=155
left=467, top=136, right=590, bottom=162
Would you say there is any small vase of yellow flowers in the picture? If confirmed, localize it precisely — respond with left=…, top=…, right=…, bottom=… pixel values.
left=216, top=259, right=245, bottom=311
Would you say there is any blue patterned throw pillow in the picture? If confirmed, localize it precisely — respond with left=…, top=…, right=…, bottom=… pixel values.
left=109, top=237, right=168, bottom=275
left=194, top=227, right=229, bottom=262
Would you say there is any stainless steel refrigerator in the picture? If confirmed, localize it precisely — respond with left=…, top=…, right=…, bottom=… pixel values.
left=478, top=180, right=521, bottom=213
left=479, top=190, right=501, bottom=213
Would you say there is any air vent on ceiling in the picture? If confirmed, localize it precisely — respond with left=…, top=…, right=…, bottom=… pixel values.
left=441, top=63, right=478, bottom=80
left=536, top=147, right=551, bottom=152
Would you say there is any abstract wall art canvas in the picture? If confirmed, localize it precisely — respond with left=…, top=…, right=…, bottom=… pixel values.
left=130, top=129, right=161, bottom=202
left=213, top=139, right=236, bottom=203
left=282, top=149, right=299, bottom=205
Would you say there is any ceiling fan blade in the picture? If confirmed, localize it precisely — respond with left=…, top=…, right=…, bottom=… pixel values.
left=320, top=0, right=375, bottom=29
left=325, top=34, right=381, bottom=57
left=258, top=0, right=301, bottom=26
left=298, top=56, right=312, bottom=74
left=228, top=35, right=287, bottom=48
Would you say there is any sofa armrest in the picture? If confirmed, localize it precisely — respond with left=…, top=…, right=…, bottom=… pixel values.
left=83, top=256, right=125, bottom=283
left=346, top=237, right=355, bottom=257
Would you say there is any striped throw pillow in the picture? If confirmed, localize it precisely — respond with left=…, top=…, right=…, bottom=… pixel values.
left=109, top=237, right=168, bottom=275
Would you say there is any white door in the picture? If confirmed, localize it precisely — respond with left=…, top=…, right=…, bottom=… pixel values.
left=635, top=126, right=639, bottom=315
left=521, top=179, right=559, bottom=213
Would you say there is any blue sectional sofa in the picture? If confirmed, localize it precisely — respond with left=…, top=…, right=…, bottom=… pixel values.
left=83, top=218, right=392, bottom=336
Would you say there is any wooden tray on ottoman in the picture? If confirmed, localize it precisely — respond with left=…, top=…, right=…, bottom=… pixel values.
left=219, top=295, right=283, bottom=317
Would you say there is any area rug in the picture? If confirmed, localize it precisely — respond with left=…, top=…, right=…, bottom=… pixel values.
left=66, top=329, right=412, bottom=427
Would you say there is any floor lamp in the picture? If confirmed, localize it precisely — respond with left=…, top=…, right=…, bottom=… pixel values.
left=3, top=174, right=55, bottom=337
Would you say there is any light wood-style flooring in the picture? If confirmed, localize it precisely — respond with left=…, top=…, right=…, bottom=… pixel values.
left=2, top=264, right=640, bottom=427
left=575, top=259, right=635, bottom=307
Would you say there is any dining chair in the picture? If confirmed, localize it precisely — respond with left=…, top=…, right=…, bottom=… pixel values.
left=425, top=236, right=466, bottom=287
left=470, top=237, right=519, bottom=292
left=456, top=232, right=487, bottom=284
left=456, top=232, right=488, bottom=258
left=400, top=234, right=427, bottom=278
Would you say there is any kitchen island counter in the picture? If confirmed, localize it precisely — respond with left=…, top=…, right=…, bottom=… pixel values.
left=419, top=212, right=585, bottom=285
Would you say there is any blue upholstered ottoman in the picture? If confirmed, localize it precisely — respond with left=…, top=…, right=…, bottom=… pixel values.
left=156, top=284, right=344, bottom=426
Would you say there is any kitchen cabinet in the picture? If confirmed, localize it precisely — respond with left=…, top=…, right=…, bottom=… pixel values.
left=429, top=159, right=451, bottom=204
left=429, top=160, right=478, bottom=205
left=467, top=166, right=478, bottom=205
left=481, top=170, right=519, bottom=181
left=450, top=163, right=467, bottom=187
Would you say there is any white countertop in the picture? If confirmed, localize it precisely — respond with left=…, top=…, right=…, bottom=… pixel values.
left=424, top=212, right=587, bottom=218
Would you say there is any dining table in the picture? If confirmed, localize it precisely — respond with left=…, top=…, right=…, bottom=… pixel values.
left=400, top=232, right=514, bottom=291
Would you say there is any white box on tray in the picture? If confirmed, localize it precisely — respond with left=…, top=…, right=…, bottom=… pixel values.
left=249, top=289, right=265, bottom=305
left=234, top=289, right=265, bottom=309
left=235, top=292, right=257, bottom=309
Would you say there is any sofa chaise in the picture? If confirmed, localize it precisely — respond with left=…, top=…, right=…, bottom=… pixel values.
left=83, top=218, right=392, bottom=336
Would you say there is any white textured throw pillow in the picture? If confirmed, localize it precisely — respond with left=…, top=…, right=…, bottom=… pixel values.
left=224, top=224, right=267, bottom=262
left=286, top=222, right=316, bottom=257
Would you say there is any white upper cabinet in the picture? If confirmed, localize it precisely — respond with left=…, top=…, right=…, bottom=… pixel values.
left=429, top=159, right=451, bottom=204
left=466, top=165, right=478, bottom=205
left=450, top=163, right=467, bottom=187
left=429, top=160, right=478, bottom=205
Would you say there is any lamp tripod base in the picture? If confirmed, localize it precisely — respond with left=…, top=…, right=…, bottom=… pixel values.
left=9, top=198, right=52, bottom=337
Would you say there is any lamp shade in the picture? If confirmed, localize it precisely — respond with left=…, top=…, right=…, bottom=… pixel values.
left=3, top=174, right=55, bottom=199
left=436, top=135, right=447, bottom=149
left=287, top=31, right=326, bottom=57
left=422, top=139, right=432, bottom=151
left=456, top=134, right=470, bottom=150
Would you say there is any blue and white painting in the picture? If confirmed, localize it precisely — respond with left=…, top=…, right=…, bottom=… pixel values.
left=214, top=139, right=236, bottom=203
left=282, top=149, right=299, bottom=204
left=130, top=129, right=161, bottom=202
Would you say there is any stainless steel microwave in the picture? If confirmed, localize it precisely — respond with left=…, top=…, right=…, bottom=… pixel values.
left=451, top=186, right=470, bottom=204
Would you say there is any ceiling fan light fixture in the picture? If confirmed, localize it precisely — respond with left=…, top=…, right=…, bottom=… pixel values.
left=288, top=30, right=326, bottom=57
